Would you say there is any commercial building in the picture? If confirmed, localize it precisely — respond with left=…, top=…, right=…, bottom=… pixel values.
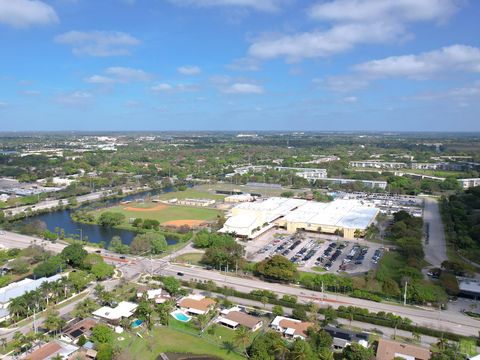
left=224, top=193, right=255, bottom=203
left=177, top=198, right=216, bottom=207
left=220, top=197, right=379, bottom=240
left=349, top=161, right=407, bottom=169
left=0, top=274, right=63, bottom=322
left=458, top=278, right=480, bottom=299
left=376, top=338, right=430, bottom=360
left=318, top=177, right=387, bottom=190
left=458, top=178, right=480, bottom=189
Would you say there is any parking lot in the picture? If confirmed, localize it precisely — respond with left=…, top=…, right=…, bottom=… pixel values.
left=244, top=229, right=385, bottom=275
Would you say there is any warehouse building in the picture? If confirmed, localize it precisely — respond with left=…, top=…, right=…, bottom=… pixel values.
left=220, top=197, right=378, bottom=240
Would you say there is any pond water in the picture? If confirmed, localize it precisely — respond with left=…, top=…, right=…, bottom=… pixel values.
left=23, top=187, right=179, bottom=246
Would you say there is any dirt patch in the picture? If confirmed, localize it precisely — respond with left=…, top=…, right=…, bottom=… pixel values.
left=162, top=219, right=204, bottom=227
left=123, top=204, right=167, bottom=212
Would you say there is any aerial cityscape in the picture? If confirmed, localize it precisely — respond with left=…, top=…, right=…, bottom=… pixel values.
left=1, top=1, right=480, bottom=360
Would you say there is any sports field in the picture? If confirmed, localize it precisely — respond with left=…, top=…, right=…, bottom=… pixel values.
left=94, top=201, right=223, bottom=227
left=155, top=188, right=226, bottom=201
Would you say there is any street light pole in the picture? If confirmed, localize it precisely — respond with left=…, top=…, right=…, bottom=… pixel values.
left=403, top=281, right=408, bottom=306
left=77, top=228, right=83, bottom=242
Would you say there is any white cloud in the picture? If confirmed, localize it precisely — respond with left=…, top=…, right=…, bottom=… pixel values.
left=151, top=83, right=173, bottom=92
left=411, top=82, right=480, bottom=102
left=341, top=96, right=357, bottom=103
left=354, top=44, right=480, bottom=79
left=249, top=22, right=404, bottom=61
left=150, top=83, right=199, bottom=92
left=168, top=0, right=281, bottom=12
left=0, top=101, right=7, bottom=108
left=105, top=67, right=151, bottom=82
left=309, top=0, right=458, bottom=24
left=0, top=0, right=58, bottom=28
left=55, top=31, right=140, bottom=57
left=84, top=75, right=115, bottom=84
left=85, top=67, right=151, bottom=85
left=222, top=82, right=264, bottom=94
left=21, top=89, right=41, bottom=96
left=323, top=44, right=480, bottom=92
left=248, top=0, right=462, bottom=62
left=54, top=91, right=92, bottom=107
left=178, top=66, right=201, bottom=75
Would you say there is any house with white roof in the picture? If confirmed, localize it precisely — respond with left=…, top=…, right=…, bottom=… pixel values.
left=270, top=316, right=314, bottom=340
left=92, top=301, right=138, bottom=324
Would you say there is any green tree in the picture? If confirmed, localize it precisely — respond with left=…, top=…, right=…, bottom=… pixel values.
left=73, top=298, right=99, bottom=319
left=96, top=343, right=114, bottom=360
left=90, top=262, right=114, bottom=280
left=61, top=243, right=88, bottom=268
left=287, top=339, right=316, bottom=360
left=68, top=270, right=90, bottom=292
left=234, top=326, right=251, bottom=357
left=98, top=212, right=125, bottom=227
left=255, top=255, right=298, bottom=282
left=342, top=343, right=375, bottom=360
left=161, top=276, right=181, bottom=296
left=91, top=324, right=114, bottom=344
left=272, top=305, right=284, bottom=317
left=44, top=309, right=66, bottom=336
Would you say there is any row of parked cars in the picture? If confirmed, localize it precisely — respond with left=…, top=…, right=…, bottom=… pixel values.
left=290, top=240, right=322, bottom=265
left=315, top=242, right=348, bottom=270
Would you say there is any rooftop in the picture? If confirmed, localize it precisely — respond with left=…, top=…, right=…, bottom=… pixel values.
left=376, top=338, right=431, bottom=360
left=92, top=301, right=138, bottom=320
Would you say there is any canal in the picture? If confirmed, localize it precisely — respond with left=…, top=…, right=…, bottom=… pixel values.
left=24, top=187, right=179, bottom=246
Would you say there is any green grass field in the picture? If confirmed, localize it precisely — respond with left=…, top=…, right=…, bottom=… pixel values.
left=174, top=252, right=204, bottom=265
left=93, top=201, right=223, bottom=225
left=115, top=323, right=244, bottom=360
left=156, top=188, right=226, bottom=201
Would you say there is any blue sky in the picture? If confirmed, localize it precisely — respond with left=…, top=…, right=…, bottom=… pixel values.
left=0, top=0, right=479, bottom=131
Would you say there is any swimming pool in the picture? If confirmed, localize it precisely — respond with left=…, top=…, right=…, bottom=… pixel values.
left=170, top=310, right=192, bottom=322
left=131, top=319, right=143, bottom=329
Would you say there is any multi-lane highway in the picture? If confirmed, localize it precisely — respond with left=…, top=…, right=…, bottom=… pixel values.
left=157, top=263, right=480, bottom=337
left=1, top=230, right=479, bottom=337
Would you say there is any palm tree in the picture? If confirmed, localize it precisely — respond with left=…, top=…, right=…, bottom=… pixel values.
left=274, top=340, right=289, bottom=360
left=8, top=297, right=26, bottom=320
left=412, top=331, right=421, bottom=343
left=233, top=326, right=251, bottom=358
left=40, top=281, right=53, bottom=306
left=317, top=348, right=334, bottom=360
left=0, top=338, right=7, bottom=351
left=289, top=339, right=311, bottom=360
left=392, top=315, right=402, bottom=340
left=44, top=309, right=66, bottom=337
left=195, top=313, right=210, bottom=332
left=345, top=307, right=355, bottom=326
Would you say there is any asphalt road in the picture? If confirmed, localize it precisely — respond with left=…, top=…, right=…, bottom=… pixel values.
left=1, top=231, right=478, bottom=338
left=423, top=197, right=448, bottom=268
left=159, top=263, right=480, bottom=337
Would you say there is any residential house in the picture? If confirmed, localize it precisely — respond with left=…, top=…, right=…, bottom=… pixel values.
left=376, top=338, right=431, bottom=360
left=60, top=318, right=98, bottom=344
left=270, top=316, right=314, bottom=340
left=92, top=301, right=138, bottom=325
left=177, top=295, right=215, bottom=315
left=218, top=307, right=263, bottom=332
left=22, top=340, right=78, bottom=360
left=324, top=325, right=369, bottom=349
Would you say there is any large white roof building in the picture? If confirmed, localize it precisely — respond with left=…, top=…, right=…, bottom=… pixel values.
left=220, top=197, right=378, bottom=239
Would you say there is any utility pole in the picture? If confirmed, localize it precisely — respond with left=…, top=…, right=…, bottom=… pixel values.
left=403, top=281, right=408, bottom=306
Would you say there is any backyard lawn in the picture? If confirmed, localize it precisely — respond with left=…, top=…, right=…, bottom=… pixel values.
left=115, top=323, right=245, bottom=360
